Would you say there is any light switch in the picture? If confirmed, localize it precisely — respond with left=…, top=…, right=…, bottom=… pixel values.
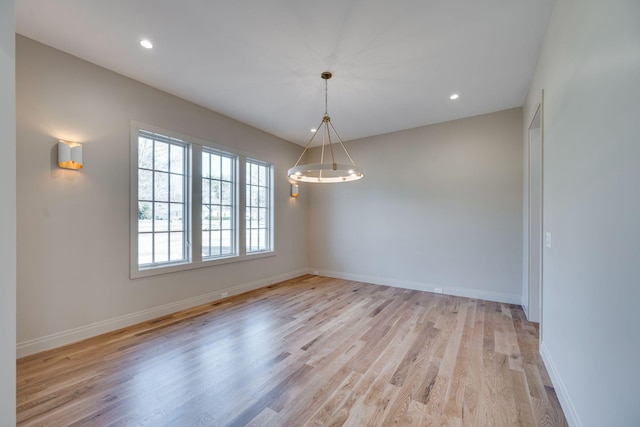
left=545, top=231, right=552, bottom=248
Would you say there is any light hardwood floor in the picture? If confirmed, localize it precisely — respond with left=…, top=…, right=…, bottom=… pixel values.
left=17, top=275, right=568, bottom=426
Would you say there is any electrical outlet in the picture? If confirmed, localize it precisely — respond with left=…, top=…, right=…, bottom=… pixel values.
left=434, top=288, right=443, bottom=294
left=313, top=271, right=319, bottom=275
left=221, top=292, right=228, bottom=298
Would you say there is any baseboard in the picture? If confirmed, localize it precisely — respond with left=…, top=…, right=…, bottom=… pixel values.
left=540, top=341, right=582, bottom=427
left=16, top=269, right=308, bottom=358
left=522, top=300, right=530, bottom=319
left=310, top=269, right=521, bottom=305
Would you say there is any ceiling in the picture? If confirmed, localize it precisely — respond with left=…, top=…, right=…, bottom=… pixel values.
left=16, top=0, right=555, bottom=146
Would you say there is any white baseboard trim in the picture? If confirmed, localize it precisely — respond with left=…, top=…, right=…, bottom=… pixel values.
left=310, top=269, right=521, bottom=305
left=540, top=341, right=582, bottom=427
left=17, top=269, right=308, bottom=358
left=522, top=300, right=530, bottom=319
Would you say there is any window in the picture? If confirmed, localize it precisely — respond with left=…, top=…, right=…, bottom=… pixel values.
left=246, top=160, right=272, bottom=253
left=131, top=124, right=274, bottom=278
left=137, top=131, right=188, bottom=268
left=202, top=149, right=236, bottom=259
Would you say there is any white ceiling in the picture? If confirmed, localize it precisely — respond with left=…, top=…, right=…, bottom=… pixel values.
left=16, top=0, right=555, bottom=146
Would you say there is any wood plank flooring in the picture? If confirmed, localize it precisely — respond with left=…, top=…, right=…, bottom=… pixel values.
left=17, top=275, right=568, bottom=426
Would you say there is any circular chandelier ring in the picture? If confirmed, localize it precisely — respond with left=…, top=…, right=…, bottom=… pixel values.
left=288, top=163, right=364, bottom=183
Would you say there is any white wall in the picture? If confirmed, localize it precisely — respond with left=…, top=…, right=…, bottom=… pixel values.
left=524, top=0, right=640, bottom=425
left=0, top=1, right=16, bottom=424
left=307, top=108, right=523, bottom=303
left=16, top=36, right=308, bottom=356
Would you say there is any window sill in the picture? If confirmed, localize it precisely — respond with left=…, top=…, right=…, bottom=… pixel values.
left=130, top=250, right=276, bottom=279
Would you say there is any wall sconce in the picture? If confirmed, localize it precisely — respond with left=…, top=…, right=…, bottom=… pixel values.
left=291, top=184, right=299, bottom=198
left=58, top=140, right=83, bottom=170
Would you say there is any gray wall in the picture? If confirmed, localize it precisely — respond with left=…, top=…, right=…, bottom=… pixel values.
left=307, top=108, right=523, bottom=303
left=16, top=36, right=308, bottom=356
left=0, top=1, right=16, bottom=424
left=524, top=0, right=640, bottom=425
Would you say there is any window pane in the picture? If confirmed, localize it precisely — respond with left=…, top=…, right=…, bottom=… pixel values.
left=170, top=232, right=184, bottom=261
left=202, top=205, right=211, bottom=231
left=251, top=186, right=258, bottom=206
left=212, top=155, right=221, bottom=179
left=170, top=204, right=183, bottom=231
left=138, top=202, right=153, bottom=232
left=211, top=206, right=221, bottom=230
left=212, top=180, right=221, bottom=205
left=138, top=170, right=153, bottom=200
left=170, top=174, right=183, bottom=202
left=211, top=230, right=221, bottom=256
left=221, top=230, right=232, bottom=255
left=221, top=182, right=232, bottom=205
left=251, top=164, right=258, bottom=184
left=250, top=229, right=259, bottom=252
left=138, top=138, right=153, bottom=169
left=202, top=153, right=211, bottom=178
left=258, top=229, right=267, bottom=251
left=202, top=179, right=210, bottom=204
left=258, top=165, right=266, bottom=185
left=221, top=157, right=231, bottom=181
left=154, top=172, right=169, bottom=202
left=258, top=208, right=267, bottom=228
left=170, top=144, right=183, bottom=174
left=154, top=233, right=169, bottom=263
left=258, top=187, right=266, bottom=207
left=202, top=231, right=211, bottom=257
left=154, top=141, right=169, bottom=172
left=154, top=202, right=169, bottom=231
left=222, top=206, right=232, bottom=230
left=138, top=233, right=152, bottom=265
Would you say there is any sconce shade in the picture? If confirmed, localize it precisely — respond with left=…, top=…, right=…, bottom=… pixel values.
left=58, top=140, right=83, bottom=170
left=291, top=184, right=300, bottom=198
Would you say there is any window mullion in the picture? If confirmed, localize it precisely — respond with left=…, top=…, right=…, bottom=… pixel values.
left=151, top=141, right=156, bottom=264
left=270, top=165, right=274, bottom=249
left=192, top=145, right=202, bottom=264
left=238, top=156, right=247, bottom=256
left=167, top=155, right=172, bottom=261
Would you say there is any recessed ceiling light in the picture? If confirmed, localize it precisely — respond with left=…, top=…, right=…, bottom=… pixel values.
left=450, top=93, right=460, bottom=100
left=140, top=39, right=153, bottom=49
left=310, top=128, right=317, bottom=133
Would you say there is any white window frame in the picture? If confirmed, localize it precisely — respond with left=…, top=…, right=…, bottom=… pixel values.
left=246, top=159, right=274, bottom=254
left=130, top=122, right=275, bottom=279
left=201, top=147, right=237, bottom=260
left=135, top=130, right=190, bottom=269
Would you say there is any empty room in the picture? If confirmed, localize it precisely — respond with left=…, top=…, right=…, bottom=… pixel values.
left=1, top=0, right=638, bottom=426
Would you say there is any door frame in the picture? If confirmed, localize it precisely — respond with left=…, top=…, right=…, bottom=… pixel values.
left=526, top=90, right=544, bottom=339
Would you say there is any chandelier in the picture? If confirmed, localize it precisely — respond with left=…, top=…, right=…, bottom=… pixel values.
left=288, top=72, right=364, bottom=183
